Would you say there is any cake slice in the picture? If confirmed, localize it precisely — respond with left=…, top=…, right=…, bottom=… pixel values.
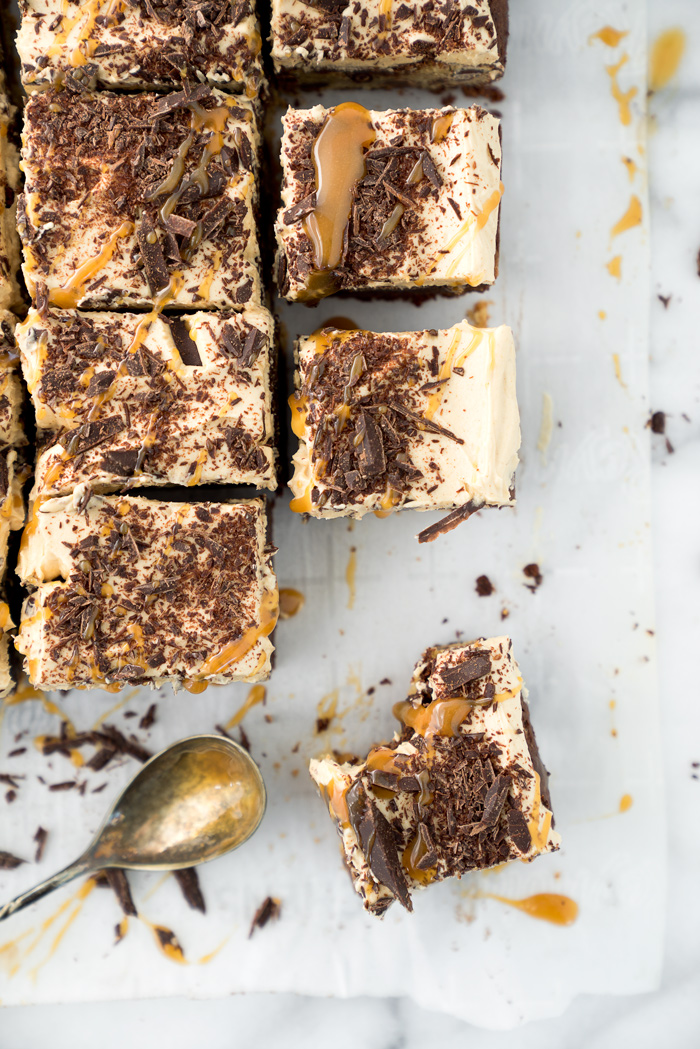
left=18, top=0, right=265, bottom=97
left=18, top=306, right=276, bottom=497
left=19, top=85, right=261, bottom=310
left=16, top=493, right=277, bottom=691
left=270, top=0, right=508, bottom=89
left=275, top=103, right=502, bottom=301
left=0, top=57, right=21, bottom=311
left=0, top=311, right=26, bottom=450
left=310, top=637, right=559, bottom=916
left=288, top=319, right=519, bottom=540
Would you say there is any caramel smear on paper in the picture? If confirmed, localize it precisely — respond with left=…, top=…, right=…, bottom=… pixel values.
left=650, top=29, right=686, bottom=92
left=279, top=588, right=305, bottom=620
left=611, top=195, right=643, bottom=240
left=589, top=26, right=628, bottom=48
left=619, top=793, right=634, bottom=813
left=606, top=54, right=638, bottom=126
left=345, top=547, right=357, bottom=610
left=484, top=893, right=579, bottom=927
left=606, top=255, right=622, bottom=280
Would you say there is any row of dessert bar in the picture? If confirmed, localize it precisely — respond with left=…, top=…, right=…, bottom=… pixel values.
left=16, top=0, right=506, bottom=96
left=0, top=56, right=28, bottom=699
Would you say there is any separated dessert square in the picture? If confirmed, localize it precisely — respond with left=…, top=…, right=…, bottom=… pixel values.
left=275, top=103, right=502, bottom=301
left=0, top=62, right=21, bottom=311
left=18, top=0, right=265, bottom=97
left=288, top=320, right=518, bottom=540
left=0, top=449, right=27, bottom=697
left=16, top=493, right=277, bottom=691
left=19, top=85, right=261, bottom=310
left=310, top=636, right=559, bottom=916
left=0, top=311, right=26, bottom=450
left=270, top=0, right=508, bottom=90
left=18, top=306, right=277, bottom=497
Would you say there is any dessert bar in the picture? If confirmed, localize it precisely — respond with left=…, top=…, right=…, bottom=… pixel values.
left=16, top=493, right=277, bottom=691
left=0, top=59, right=21, bottom=311
left=310, top=636, right=559, bottom=915
left=270, top=0, right=508, bottom=90
left=19, top=85, right=262, bottom=310
left=276, top=103, right=502, bottom=301
left=0, top=311, right=26, bottom=450
left=0, top=449, right=26, bottom=697
left=18, top=0, right=265, bottom=97
left=18, top=306, right=277, bottom=496
left=288, top=319, right=519, bottom=540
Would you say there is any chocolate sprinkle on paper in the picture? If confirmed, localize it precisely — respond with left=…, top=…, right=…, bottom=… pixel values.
left=174, top=868, right=206, bottom=913
left=249, top=896, right=281, bottom=937
left=417, top=501, right=483, bottom=543
left=0, top=850, right=26, bottom=869
left=33, top=827, right=48, bottom=863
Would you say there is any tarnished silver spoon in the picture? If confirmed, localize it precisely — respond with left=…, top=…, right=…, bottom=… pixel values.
left=0, top=734, right=266, bottom=922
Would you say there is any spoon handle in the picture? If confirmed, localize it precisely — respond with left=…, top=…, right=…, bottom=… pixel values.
left=0, top=857, right=93, bottom=923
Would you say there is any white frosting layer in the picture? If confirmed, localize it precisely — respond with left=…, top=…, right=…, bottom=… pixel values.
left=17, top=0, right=265, bottom=95
left=16, top=493, right=277, bottom=691
left=310, top=636, right=560, bottom=915
left=271, top=0, right=505, bottom=85
left=18, top=306, right=277, bottom=496
left=20, top=89, right=262, bottom=310
left=276, top=104, right=502, bottom=300
left=289, top=320, right=519, bottom=520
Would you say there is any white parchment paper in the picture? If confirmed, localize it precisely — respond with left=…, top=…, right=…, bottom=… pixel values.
left=0, top=0, right=663, bottom=1028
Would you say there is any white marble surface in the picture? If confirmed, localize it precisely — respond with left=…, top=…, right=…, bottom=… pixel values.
left=2, top=0, right=700, bottom=1044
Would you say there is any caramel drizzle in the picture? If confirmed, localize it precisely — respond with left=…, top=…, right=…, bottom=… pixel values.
left=197, top=586, right=278, bottom=677
left=47, top=221, right=134, bottom=309
left=304, top=103, right=376, bottom=274
left=424, top=328, right=483, bottom=421
left=393, top=681, right=522, bottom=738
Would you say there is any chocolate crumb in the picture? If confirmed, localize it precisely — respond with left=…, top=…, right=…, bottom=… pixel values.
left=523, top=563, right=543, bottom=591
left=475, top=574, right=494, bottom=596
left=174, top=868, right=206, bottom=913
left=34, top=827, right=48, bottom=863
left=0, top=850, right=26, bottom=869
left=649, top=411, right=666, bottom=434
left=249, top=896, right=281, bottom=937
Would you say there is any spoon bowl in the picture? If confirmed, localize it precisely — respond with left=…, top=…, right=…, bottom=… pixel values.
left=0, top=734, right=267, bottom=922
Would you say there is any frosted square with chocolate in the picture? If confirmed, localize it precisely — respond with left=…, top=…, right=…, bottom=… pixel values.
left=310, top=636, right=559, bottom=916
left=18, top=306, right=276, bottom=497
left=270, top=0, right=508, bottom=89
left=275, top=103, right=502, bottom=301
left=0, top=63, right=21, bottom=311
left=0, top=311, right=26, bottom=451
left=288, top=319, right=519, bottom=540
left=18, top=0, right=265, bottom=97
left=19, top=85, right=262, bottom=311
left=16, top=493, right=277, bottom=692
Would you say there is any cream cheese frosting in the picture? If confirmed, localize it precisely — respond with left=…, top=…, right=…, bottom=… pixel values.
left=19, top=86, right=262, bottom=311
left=276, top=104, right=502, bottom=301
left=288, top=320, right=519, bottom=530
left=310, top=636, right=560, bottom=916
left=17, top=0, right=265, bottom=97
left=270, top=0, right=507, bottom=88
left=16, top=492, right=277, bottom=691
left=18, top=306, right=277, bottom=496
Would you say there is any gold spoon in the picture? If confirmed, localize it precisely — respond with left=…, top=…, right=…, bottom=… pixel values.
left=0, top=733, right=266, bottom=922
